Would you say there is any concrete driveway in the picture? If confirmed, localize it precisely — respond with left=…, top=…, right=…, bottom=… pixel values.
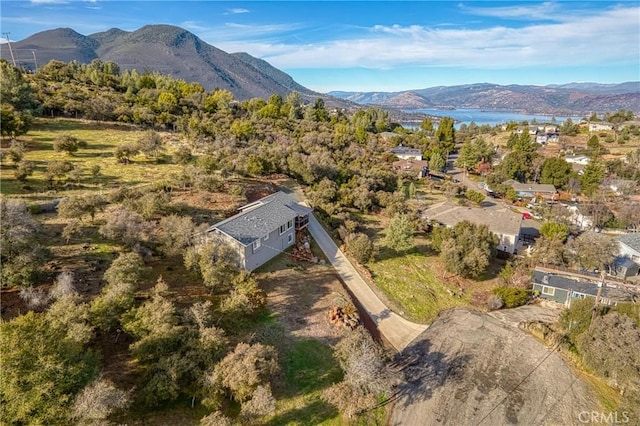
left=308, top=214, right=428, bottom=352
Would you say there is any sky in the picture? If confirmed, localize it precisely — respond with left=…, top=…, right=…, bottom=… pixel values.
left=1, top=1, right=639, bottom=92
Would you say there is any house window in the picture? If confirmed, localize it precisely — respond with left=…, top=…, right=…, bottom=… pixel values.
left=541, top=286, right=555, bottom=296
left=288, top=233, right=293, bottom=244
left=280, top=224, right=286, bottom=234
left=253, top=239, right=261, bottom=251
left=287, top=219, right=293, bottom=230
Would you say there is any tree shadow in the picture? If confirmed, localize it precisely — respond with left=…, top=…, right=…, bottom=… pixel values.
left=390, top=337, right=472, bottom=409
left=265, top=398, right=339, bottom=426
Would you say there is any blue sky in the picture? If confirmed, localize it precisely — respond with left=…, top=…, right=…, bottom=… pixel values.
left=1, top=1, right=639, bottom=92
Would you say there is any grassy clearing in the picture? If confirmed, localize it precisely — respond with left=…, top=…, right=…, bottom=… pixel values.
left=353, top=211, right=497, bottom=324
left=1, top=118, right=183, bottom=197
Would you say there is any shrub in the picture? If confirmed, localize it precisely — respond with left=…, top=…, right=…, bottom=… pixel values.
left=345, top=233, right=375, bottom=264
left=492, top=286, right=530, bottom=308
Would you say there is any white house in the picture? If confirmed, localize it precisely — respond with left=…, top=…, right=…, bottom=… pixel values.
left=565, top=155, right=590, bottom=165
left=389, top=145, right=423, bottom=161
left=589, top=122, right=614, bottom=132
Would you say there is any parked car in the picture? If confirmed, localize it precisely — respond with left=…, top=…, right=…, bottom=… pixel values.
left=522, top=212, right=532, bottom=219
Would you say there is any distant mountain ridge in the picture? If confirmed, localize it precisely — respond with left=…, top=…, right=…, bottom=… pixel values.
left=329, top=82, right=640, bottom=114
left=0, top=25, right=343, bottom=105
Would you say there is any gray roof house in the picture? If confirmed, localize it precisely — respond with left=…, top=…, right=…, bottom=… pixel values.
left=618, top=233, right=640, bottom=266
left=422, top=201, right=522, bottom=254
left=503, top=180, right=557, bottom=199
left=207, top=192, right=312, bottom=271
left=532, top=269, right=633, bottom=307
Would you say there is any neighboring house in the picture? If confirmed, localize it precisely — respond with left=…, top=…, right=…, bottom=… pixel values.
left=516, top=126, right=538, bottom=136
left=535, top=132, right=560, bottom=144
left=618, top=233, right=640, bottom=264
left=207, top=191, right=312, bottom=271
left=389, top=145, right=423, bottom=161
left=611, top=257, right=640, bottom=279
left=565, top=204, right=594, bottom=230
left=503, top=180, right=557, bottom=199
left=422, top=201, right=522, bottom=253
left=565, top=154, right=590, bottom=165
left=589, top=122, right=614, bottom=132
left=532, top=269, right=633, bottom=307
left=601, top=178, right=637, bottom=196
left=391, top=159, right=430, bottom=178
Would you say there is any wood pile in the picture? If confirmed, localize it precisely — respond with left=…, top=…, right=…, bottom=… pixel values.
left=291, top=232, right=314, bottom=263
left=328, top=305, right=360, bottom=329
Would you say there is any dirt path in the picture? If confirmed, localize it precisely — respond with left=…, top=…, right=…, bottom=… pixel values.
left=390, top=308, right=601, bottom=426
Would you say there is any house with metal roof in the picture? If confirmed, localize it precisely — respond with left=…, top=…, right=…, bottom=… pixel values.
left=422, top=201, right=522, bottom=254
left=389, top=145, right=423, bottom=160
left=532, top=269, right=633, bottom=307
left=207, top=192, right=312, bottom=271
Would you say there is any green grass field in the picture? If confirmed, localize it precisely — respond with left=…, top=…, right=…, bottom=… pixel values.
left=1, top=118, right=183, bottom=197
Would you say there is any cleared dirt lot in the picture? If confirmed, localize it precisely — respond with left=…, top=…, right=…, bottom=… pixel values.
left=391, top=308, right=602, bottom=426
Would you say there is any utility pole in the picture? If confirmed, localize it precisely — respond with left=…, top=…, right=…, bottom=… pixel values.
left=31, top=50, right=38, bottom=71
left=3, top=32, right=16, bottom=66
left=589, top=271, right=606, bottom=333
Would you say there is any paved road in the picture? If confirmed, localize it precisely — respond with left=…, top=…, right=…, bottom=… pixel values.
left=308, top=213, right=428, bottom=352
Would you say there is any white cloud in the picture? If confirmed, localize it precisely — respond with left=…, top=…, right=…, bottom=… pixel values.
left=30, top=0, right=69, bottom=4
left=218, top=6, right=639, bottom=72
left=458, top=2, right=561, bottom=20
left=225, top=8, right=249, bottom=15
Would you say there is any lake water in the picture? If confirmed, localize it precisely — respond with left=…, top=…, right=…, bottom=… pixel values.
left=404, top=108, right=584, bottom=128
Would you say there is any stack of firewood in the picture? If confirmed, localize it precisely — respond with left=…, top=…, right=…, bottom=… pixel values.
left=291, top=232, right=313, bottom=262
left=328, top=305, right=360, bottom=329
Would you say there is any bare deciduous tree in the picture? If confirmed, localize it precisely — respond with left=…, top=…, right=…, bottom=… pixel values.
left=73, top=377, right=131, bottom=424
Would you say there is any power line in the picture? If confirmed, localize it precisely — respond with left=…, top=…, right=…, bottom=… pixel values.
left=474, top=340, right=562, bottom=426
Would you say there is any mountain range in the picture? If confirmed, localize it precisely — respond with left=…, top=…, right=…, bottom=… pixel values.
left=0, top=25, right=339, bottom=105
left=1, top=25, right=639, bottom=114
left=329, top=82, right=640, bottom=115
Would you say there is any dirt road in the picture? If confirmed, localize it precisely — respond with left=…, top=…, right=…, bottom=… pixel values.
left=390, top=308, right=601, bottom=426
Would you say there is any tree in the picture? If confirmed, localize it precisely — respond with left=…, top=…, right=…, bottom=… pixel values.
left=155, top=214, right=200, bottom=256
left=210, top=342, right=279, bottom=402
left=114, top=142, right=140, bottom=164
left=184, top=238, right=240, bottom=290
left=57, top=194, right=106, bottom=223
left=72, top=378, right=131, bottom=424
left=239, top=385, right=276, bottom=423
left=14, top=160, right=35, bottom=182
left=0, top=311, right=99, bottom=424
left=539, top=222, right=569, bottom=242
left=90, top=252, right=146, bottom=330
left=579, top=161, right=605, bottom=196
left=567, top=232, right=618, bottom=271
left=437, top=221, right=498, bottom=278
left=0, top=198, right=48, bottom=288
left=323, top=328, right=393, bottom=418
left=435, top=116, right=455, bottom=153
left=465, top=189, right=485, bottom=205
left=540, top=158, right=572, bottom=188
left=344, top=233, right=376, bottom=264
left=1, top=59, right=38, bottom=138
left=53, top=133, right=85, bottom=155
left=384, top=214, right=414, bottom=252
left=137, top=131, right=164, bottom=159
left=98, top=207, right=153, bottom=247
